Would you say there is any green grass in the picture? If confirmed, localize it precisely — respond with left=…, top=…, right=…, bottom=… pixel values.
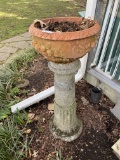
left=0, top=114, right=31, bottom=160
left=0, top=49, right=37, bottom=159
left=0, top=48, right=39, bottom=120
left=0, top=0, right=84, bottom=41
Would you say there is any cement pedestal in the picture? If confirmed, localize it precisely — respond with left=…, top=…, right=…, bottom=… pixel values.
left=48, top=60, right=83, bottom=142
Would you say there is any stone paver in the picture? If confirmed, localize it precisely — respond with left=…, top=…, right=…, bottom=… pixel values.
left=6, top=41, right=31, bottom=49
left=0, top=52, right=11, bottom=63
left=0, top=32, right=32, bottom=65
left=0, top=35, right=31, bottom=44
left=20, top=32, right=32, bottom=38
left=0, top=46, right=18, bottom=53
left=0, top=44, right=4, bottom=48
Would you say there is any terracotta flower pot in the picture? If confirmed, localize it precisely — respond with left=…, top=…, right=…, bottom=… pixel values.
left=29, top=17, right=100, bottom=63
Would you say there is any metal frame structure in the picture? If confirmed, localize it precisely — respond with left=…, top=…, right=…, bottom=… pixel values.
left=93, top=0, right=120, bottom=80
left=86, top=0, right=120, bottom=103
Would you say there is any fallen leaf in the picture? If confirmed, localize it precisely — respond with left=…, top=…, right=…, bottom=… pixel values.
left=43, top=117, right=46, bottom=123
left=80, top=149, right=84, bottom=152
left=48, top=103, right=54, bottom=111
left=27, top=92, right=36, bottom=96
left=112, top=129, right=119, bottom=137
left=34, top=19, right=46, bottom=28
left=29, top=148, right=32, bottom=158
left=28, top=113, right=35, bottom=120
left=23, top=129, right=31, bottom=134
left=89, top=142, right=93, bottom=144
left=42, top=141, right=46, bottom=149
left=34, top=115, right=39, bottom=120
left=32, top=150, right=38, bottom=158
left=81, top=96, right=89, bottom=105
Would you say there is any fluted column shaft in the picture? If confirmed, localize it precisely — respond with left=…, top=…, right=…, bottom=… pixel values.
left=48, top=60, right=83, bottom=142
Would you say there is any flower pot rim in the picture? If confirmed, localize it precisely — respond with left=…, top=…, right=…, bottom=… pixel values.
left=29, top=16, right=100, bottom=41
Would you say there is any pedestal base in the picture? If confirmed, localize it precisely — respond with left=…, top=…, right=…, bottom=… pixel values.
left=49, top=116, right=83, bottom=142
left=49, top=60, right=83, bottom=142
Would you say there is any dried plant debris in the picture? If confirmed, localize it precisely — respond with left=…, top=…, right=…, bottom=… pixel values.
left=34, top=18, right=95, bottom=32
left=34, top=19, right=47, bottom=29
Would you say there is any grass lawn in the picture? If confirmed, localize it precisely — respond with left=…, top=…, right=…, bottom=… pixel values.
left=0, top=0, right=85, bottom=41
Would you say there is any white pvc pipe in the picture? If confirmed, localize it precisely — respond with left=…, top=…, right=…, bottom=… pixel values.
left=76, top=55, right=88, bottom=82
left=11, top=87, right=55, bottom=113
left=11, top=0, right=97, bottom=113
left=85, top=0, right=97, bottom=19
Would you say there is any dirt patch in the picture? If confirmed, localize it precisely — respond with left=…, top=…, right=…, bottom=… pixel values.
left=24, top=55, right=120, bottom=160
left=34, top=19, right=95, bottom=32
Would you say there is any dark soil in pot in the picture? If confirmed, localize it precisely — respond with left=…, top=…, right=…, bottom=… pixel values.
left=34, top=18, right=95, bottom=32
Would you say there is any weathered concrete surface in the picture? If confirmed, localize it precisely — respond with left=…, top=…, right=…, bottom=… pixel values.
left=0, top=52, right=11, bottom=63
left=112, top=139, right=120, bottom=159
left=0, top=32, right=32, bottom=64
left=0, top=44, right=4, bottom=48
left=6, top=41, right=31, bottom=49
left=20, top=32, right=32, bottom=38
left=111, top=101, right=120, bottom=120
left=0, top=46, right=18, bottom=53
left=0, top=33, right=31, bottom=44
left=49, top=60, right=83, bottom=142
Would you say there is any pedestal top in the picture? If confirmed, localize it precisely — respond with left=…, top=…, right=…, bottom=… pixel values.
left=48, top=59, right=80, bottom=74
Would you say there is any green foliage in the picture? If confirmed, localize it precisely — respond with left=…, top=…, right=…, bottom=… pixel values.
left=0, top=48, right=38, bottom=120
left=0, top=48, right=37, bottom=159
left=8, top=48, right=38, bottom=71
left=0, top=116, right=31, bottom=160
left=10, top=87, right=20, bottom=97
left=13, top=110, right=30, bottom=125
left=0, top=73, right=20, bottom=120
left=0, top=107, right=10, bottom=120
